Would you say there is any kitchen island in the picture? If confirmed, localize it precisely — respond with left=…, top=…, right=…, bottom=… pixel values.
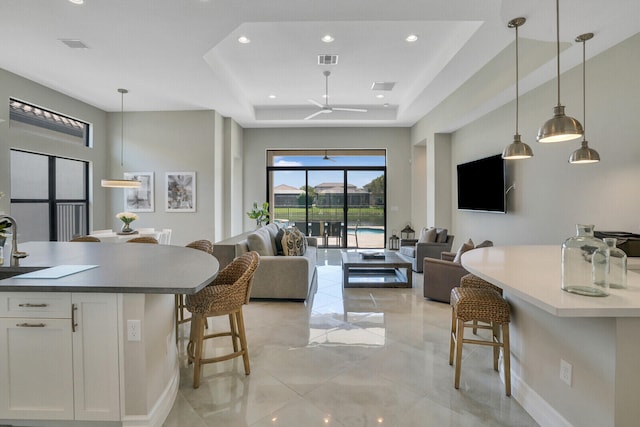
left=0, top=241, right=219, bottom=427
left=462, top=245, right=640, bottom=427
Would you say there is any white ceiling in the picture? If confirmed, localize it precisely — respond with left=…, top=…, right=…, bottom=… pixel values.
left=1, top=0, right=638, bottom=129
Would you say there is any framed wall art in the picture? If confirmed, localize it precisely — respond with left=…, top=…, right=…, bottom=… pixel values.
left=123, top=172, right=154, bottom=212
left=165, top=171, right=196, bottom=212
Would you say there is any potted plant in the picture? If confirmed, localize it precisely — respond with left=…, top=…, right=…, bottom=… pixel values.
left=116, top=211, right=139, bottom=234
left=246, top=202, right=269, bottom=228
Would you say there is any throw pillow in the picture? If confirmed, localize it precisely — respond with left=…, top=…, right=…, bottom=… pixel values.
left=247, top=227, right=274, bottom=256
left=281, top=227, right=307, bottom=256
left=453, top=239, right=475, bottom=263
left=436, top=228, right=448, bottom=243
left=475, top=240, right=494, bottom=248
left=418, top=227, right=437, bottom=243
left=274, top=228, right=285, bottom=255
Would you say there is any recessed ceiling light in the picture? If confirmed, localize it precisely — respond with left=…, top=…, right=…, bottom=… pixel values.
left=376, top=94, right=385, bottom=99
left=321, top=34, right=334, bottom=43
left=268, top=94, right=276, bottom=99
left=406, top=34, right=418, bottom=42
left=238, top=36, right=251, bottom=44
left=68, top=0, right=84, bottom=4
left=383, top=103, right=390, bottom=108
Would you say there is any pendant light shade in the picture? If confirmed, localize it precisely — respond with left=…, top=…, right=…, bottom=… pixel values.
left=101, top=88, right=141, bottom=189
left=569, top=32, right=600, bottom=164
left=502, top=17, right=533, bottom=160
left=537, top=0, right=583, bottom=143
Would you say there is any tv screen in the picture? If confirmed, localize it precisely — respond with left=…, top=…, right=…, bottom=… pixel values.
left=457, top=154, right=506, bottom=213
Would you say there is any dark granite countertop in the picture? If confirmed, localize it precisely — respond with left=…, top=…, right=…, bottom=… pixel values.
left=0, top=241, right=219, bottom=294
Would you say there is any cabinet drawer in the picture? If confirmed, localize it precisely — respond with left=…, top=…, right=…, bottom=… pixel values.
left=0, top=293, right=72, bottom=318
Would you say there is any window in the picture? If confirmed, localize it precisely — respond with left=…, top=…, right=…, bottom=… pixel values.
left=9, top=98, right=90, bottom=146
left=10, top=150, right=89, bottom=242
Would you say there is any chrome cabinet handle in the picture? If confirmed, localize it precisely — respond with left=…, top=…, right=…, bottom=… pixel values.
left=72, top=304, right=78, bottom=332
left=18, top=303, right=48, bottom=308
left=16, top=322, right=46, bottom=327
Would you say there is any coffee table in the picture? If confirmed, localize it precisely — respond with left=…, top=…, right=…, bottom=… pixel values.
left=341, top=251, right=412, bottom=288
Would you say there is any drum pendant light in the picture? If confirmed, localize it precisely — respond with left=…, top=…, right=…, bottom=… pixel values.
left=536, top=0, right=583, bottom=143
left=101, top=88, right=141, bottom=188
left=502, top=17, right=533, bottom=160
left=569, top=33, right=600, bottom=164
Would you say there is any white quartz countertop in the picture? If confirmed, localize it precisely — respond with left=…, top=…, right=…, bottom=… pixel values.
left=462, top=245, right=640, bottom=318
left=0, top=241, right=219, bottom=294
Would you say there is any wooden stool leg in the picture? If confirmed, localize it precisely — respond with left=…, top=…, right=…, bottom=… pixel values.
left=229, top=313, right=239, bottom=352
left=454, top=318, right=464, bottom=389
left=492, top=322, right=500, bottom=371
left=236, top=309, right=250, bottom=375
left=449, top=307, right=456, bottom=366
left=192, top=315, right=205, bottom=389
left=502, top=322, right=511, bottom=396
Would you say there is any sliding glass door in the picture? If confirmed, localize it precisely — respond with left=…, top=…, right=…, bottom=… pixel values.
left=267, top=150, right=386, bottom=249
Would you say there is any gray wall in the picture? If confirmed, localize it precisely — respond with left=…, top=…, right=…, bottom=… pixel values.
left=411, top=32, right=640, bottom=427
left=0, top=68, right=109, bottom=231
left=242, top=127, right=412, bottom=238
left=104, top=110, right=224, bottom=246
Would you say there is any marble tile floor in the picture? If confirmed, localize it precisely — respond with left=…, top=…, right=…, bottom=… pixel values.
left=164, top=249, right=539, bottom=427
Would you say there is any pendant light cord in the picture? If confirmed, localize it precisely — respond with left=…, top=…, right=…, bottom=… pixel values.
left=515, top=23, right=520, bottom=135
left=555, top=0, right=561, bottom=106
left=582, top=38, right=586, bottom=139
left=120, top=90, right=124, bottom=167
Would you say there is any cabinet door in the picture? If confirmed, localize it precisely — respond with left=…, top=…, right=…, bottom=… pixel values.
left=0, top=317, right=74, bottom=420
left=72, top=293, right=120, bottom=421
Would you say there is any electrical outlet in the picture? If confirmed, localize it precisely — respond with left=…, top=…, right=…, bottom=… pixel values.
left=560, top=359, right=572, bottom=386
left=127, top=319, right=141, bottom=341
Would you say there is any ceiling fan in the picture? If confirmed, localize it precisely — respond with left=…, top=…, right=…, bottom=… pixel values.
left=322, top=150, right=336, bottom=162
left=304, top=71, right=368, bottom=120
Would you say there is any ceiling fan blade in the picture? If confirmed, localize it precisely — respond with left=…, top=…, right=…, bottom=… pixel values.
left=332, top=107, right=368, bottom=113
left=307, top=99, right=324, bottom=108
left=304, top=109, right=331, bottom=120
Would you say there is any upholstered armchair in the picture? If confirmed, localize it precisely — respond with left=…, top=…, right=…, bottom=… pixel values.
left=397, top=228, right=454, bottom=272
left=422, top=240, right=493, bottom=303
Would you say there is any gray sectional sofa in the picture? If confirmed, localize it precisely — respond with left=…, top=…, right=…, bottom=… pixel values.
left=213, top=223, right=317, bottom=301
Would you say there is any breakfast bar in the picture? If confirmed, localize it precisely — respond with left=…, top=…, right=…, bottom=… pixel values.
left=462, top=245, right=640, bottom=427
left=0, top=241, right=219, bottom=427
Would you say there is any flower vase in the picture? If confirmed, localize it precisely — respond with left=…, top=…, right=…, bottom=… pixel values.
left=121, top=222, right=133, bottom=234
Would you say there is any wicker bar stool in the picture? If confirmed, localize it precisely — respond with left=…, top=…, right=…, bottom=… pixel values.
left=460, top=273, right=503, bottom=333
left=126, top=236, right=159, bottom=244
left=70, top=236, right=101, bottom=242
left=175, top=240, right=214, bottom=341
left=449, top=286, right=511, bottom=396
left=185, top=251, right=259, bottom=388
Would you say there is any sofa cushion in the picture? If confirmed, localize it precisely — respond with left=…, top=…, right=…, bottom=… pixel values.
left=282, top=227, right=307, bottom=256
left=247, top=227, right=275, bottom=256
left=436, top=228, right=449, bottom=243
left=399, top=246, right=415, bottom=257
left=418, top=227, right=437, bottom=243
left=453, top=239, right=475, bottom=263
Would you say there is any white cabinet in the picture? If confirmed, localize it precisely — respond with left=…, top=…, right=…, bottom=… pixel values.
left=0, top=292, right=120, bottom=421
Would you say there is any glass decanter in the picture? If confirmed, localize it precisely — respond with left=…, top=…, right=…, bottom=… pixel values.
left=561, top=224, right=609, bottom=296
left=603, top=238, right=627, bottom=289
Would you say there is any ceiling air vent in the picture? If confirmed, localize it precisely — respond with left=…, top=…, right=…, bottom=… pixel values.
left=59, top=39, right=89, bottom=49
left=318, top=54, right=338, bottom=65
left=371, top=82, right=396, bottom=91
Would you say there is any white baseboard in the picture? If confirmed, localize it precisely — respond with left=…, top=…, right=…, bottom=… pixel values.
left=121, top=360, right=179, bottom=427
left=509, top=369, right=573, bottom=427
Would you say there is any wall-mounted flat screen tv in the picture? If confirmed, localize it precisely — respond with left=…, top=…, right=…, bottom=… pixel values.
left=456, top=154, right=506, bottom=213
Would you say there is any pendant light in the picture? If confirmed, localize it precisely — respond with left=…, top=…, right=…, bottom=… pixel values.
left=569, top=33, right=600, bottom=164
left=536, top=0, right=583, bottom=143
left=502, top=17, right=533, bottom=160
left=101, top=88, right=141, bottom=188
